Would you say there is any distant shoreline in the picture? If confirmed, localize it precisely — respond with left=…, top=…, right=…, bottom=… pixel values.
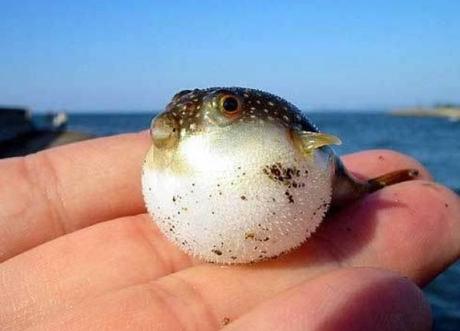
left=391, top=107, right=460, bottom=120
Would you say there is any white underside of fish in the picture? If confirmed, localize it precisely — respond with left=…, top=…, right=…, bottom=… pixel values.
left=142, top=124, right=334, bottom=263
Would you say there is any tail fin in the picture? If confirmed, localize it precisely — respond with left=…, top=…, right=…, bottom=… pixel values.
left=331, top=157, right=419, bottom=210
left=366, top=169, right=419, bottom=193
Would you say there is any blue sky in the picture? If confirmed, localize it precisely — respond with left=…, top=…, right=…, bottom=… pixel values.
left=1, top=1, right=459, bottom=112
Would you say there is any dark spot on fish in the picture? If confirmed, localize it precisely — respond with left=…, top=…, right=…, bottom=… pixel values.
left=241, top=195, right=247, bottom=200
left=212, top=249, right=222, bottom=256
left=445, top=203, right=449, bottom=208
left=230, top=256, right=237, bottom=260
left=172, top=196, right=176, bottom=202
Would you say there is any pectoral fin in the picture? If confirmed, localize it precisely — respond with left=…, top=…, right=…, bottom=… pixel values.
left=291, top=130, right=342, bottom=154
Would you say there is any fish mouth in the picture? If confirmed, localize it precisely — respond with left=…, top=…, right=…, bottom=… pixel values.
left=150, top=113, right=180, bottom=149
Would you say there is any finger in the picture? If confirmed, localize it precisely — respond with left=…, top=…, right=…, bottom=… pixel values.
left=0, top=131, right=150, bottom=261
left=226, top=268, right=432, bottom=331
left=2, top=241, right=338, bottom=330
left=17, top=268, right=431, bottom=331
left=0, top=214, right=195, bottom=329
left=341, top=149, right=432, bottom=181
left=318, top=179, right=460, bottom=285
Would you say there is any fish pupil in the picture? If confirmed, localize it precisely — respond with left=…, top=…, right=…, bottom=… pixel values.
left=222, top=97, right=239, bottom=112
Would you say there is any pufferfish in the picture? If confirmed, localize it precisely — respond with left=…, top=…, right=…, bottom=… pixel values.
left=142, top=87, right=417, bottom=264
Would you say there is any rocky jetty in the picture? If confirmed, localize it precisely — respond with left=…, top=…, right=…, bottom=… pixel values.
left=0, top=107, right=93, bottom=158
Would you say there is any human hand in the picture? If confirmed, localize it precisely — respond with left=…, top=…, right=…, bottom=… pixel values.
left=0, top=132, right=459, bottom=330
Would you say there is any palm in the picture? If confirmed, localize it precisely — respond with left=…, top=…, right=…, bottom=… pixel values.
left=0, top=132, right=458, bottom=330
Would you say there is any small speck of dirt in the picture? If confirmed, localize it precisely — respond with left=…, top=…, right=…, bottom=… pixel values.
left=378, top=155, right=385, bottom=161
left=222, top=317, right=231, bottom=325
left=212, top=249, right=222, bottom=256
left=445, top=203, right=449, bottom=208
left=285, top=190, right=294, bottom=203
left=245, top=233, right=255, bottom=240
left=241, top=195, right=247, bottom=200
left=263, top=162, right=302, bottom=185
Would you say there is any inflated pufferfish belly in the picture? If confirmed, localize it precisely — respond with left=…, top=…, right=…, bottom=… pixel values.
left=143, top=123, right=334, bottom=263
left=142, top=87, right=418, bottom=264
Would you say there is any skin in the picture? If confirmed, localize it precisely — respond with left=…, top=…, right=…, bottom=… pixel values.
left=0, top=132, right=459, bottom=330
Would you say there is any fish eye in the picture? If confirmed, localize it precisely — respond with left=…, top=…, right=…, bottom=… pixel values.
left=221, top=95, right=241, bottom=114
